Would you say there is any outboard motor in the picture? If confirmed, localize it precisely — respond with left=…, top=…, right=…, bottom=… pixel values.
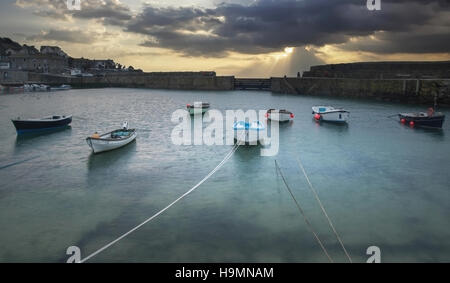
left=122, top=121, right=129, bottom=130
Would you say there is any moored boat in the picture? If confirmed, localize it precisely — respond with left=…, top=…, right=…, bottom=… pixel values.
left=312, top=106, right=349, bottom=123
left=266, top=109, right=294, bottom=122
left=233, top=121, right=266, bottom=145
left=86, top=122, right=137, bottom=154
left=51, top=84, right=71, bottom=91
left=399, top=108, right=445, bottom=128
left=11, top=115, right=72, bottom=134
left=187, top=102, right=210, bottom=115
left=24, top=84, right=49, bottom=92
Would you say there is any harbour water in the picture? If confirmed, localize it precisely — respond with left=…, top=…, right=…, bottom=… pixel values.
left=0, top=88, right=449, bottom=262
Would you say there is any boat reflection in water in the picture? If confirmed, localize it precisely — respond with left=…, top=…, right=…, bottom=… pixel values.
left=87, top=140, right=137, bottom=172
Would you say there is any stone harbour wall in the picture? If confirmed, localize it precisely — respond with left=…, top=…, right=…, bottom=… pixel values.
left=271, top=77, right=450, bottom=106
left=23, top=72, right=235, bottom=91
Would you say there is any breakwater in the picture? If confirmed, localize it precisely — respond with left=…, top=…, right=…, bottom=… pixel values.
left=0, top=71, right=235, bottom=90
left=35, top=72, right=235, bottom=90
left=1, top=67, right=449, bottom=106
left=271, top=77, right=450, bottom=106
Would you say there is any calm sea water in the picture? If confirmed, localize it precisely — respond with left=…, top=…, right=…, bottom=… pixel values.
left=0, top=88, right=449, bottom=263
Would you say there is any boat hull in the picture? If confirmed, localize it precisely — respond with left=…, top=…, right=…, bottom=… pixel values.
left=234, top=130, right=265, bottom=145
left=51, top=85, right=71, bottom=91
left=87, top=131, right=137, bottom=154
left=313, top=111, right=349, bottom=123
left=399, top=114, right=445, bottom=128
left=188, top=108, right=208, bottom=115
left=12, top=116, right=72, bottom=134
left=267, top=112, right=292, bottom=122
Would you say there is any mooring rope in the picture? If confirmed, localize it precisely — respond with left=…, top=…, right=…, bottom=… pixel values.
left=387, top=114, right=400, bottom=122
left=80, top=141, right=243, bottom=263
left=296, top=157, right=353, bottom=263
left=275, top=160, right=334, bottom=263
left=0, top=155, right=40, bottom=170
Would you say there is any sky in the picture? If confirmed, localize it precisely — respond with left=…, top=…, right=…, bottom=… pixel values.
left=0, top=0, right=449, bottom=77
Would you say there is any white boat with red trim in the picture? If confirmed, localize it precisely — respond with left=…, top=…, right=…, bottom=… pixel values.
left=312, top=106, right=349, bottom=123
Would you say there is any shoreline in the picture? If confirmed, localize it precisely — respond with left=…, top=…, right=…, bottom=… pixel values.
left=1, top=71, right=449, bottom=106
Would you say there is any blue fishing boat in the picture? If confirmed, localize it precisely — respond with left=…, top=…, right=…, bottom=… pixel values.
left=233, top=121, right=266, bottom=145
left=399, top=108, right=445, bottom=128
left=11, top=115, right=72, bottom=134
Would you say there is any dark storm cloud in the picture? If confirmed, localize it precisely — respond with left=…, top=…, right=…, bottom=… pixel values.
left=16, top=0, right=133, bottom=25
left=26, top=29, right=108, bottom=44
left=341, top=29, right=450, bottom=54
left=126, top=0, right=450, bottom=56
left=72, top=0, right=132, bottom=25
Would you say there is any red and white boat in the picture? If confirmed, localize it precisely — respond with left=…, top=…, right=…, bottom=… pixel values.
left=312, top=106, right=349, bottom=123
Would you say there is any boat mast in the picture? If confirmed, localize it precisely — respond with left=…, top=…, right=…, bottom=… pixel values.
left=434, top=92, right=438, bottom=110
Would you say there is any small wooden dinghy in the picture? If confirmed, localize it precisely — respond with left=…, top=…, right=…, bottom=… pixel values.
left=399, top=108, right=445, bottom=128
left=86, top=122, right=137, bottom=154
left=312, top=106, right=349, bottom=123
left=12, top=115, right=72, bottom=134
left=233, top=121, right=266, bottom=145
left=187, top=102, right=210, bottom=115
left=266, top=109, right=294, bottom=122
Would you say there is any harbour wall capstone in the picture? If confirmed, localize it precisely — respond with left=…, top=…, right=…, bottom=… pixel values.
left=302, top=61, right=450, bottom=79
left=271, top=77, right=450, bottom=106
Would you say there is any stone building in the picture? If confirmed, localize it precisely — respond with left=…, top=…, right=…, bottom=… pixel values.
left=40, top=46, right=69, bottom=58
left=9, top=54, right=68, bottom=74
left=69, top=58, right=116, bottom=72
left=92, top=59, right=116, bottom=70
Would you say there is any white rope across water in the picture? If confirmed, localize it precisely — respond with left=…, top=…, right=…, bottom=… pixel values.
left=80, top=141, right=243, bottom=263
left=296, top=157, right=353, bottom=263
left=275, top=160, right=334, bottom=263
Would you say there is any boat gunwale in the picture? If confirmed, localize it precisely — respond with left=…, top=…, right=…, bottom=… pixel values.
left=11, top=115, right=73, bottom=123
left=399, top=113, right=445, bottom=119
left=312, top=109, right=350, bottom=114
left=187, top=104, right=210, bottom=109
left=312, top=106, right=349, bottom=115
left=86, top=129, right=137, bottom=142
left=267, top=109, right=293, bottom=115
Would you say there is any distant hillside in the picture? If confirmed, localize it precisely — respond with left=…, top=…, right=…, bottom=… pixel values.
left=0, top=37, right=22, bottom=55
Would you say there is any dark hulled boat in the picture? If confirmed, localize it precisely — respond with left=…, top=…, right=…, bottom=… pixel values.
left=12, top=115, right=72, bottom=134
left=399, top=108, right=445, bottom=128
